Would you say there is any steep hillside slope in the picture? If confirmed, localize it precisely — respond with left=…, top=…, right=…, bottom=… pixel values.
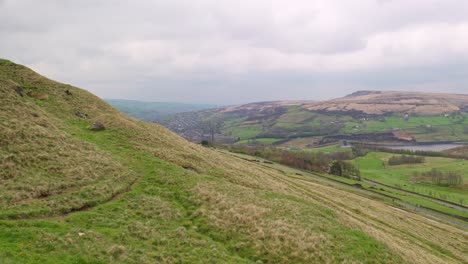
left=0, top=59, right=467, bottom=263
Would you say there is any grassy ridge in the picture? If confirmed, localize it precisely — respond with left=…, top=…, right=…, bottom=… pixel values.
left=0, top=59, right=467, bottom=263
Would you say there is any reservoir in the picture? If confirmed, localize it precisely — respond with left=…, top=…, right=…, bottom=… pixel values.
left=381, top=144, right=463, bottom=152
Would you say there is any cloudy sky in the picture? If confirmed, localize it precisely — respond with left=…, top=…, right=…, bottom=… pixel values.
left=1, top=0, right=467, bottom=104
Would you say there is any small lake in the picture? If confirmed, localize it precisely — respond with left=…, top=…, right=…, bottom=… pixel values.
left=380, top=144, right=463, bottom=152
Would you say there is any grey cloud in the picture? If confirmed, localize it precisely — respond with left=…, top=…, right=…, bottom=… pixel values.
left=0, top=0, right=467, bottom=104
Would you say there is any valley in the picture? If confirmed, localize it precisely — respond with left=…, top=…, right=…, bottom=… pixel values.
left=160, top=91, right=468, bottom=146
left=108, top=84, right=468, bottom=234
left=1, top=59, right=467, bottom=263
left=3, top=1, right=468, bottom=263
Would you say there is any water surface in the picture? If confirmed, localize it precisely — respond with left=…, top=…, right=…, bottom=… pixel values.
left=381, top=144, right=462, bottom=152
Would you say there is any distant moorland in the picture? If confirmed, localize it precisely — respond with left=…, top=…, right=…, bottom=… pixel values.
left=161, top=91, right=468, bottom=146
left=106, top=99, right=219, bottom=123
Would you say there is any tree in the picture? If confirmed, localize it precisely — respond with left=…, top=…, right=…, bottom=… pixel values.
left=200, top=120, right=222, bottom=143
left=352, top=146, right=369, bottom=157
left=464, top=125, right=468, bottom=134
left=388, top=155, right=425, bottom=165
left=329, top=161, right=343, bottom=176
left=329, top=160, right=361, bottom=180
left=412, top=169, right=464, bottom=187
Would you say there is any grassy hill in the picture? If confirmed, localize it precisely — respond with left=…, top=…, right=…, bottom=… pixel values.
left=168, top=92, right=468, bottom=145
left=105, top=99, right=218, bottom=123
left=0, top=59, right=467, bottom=263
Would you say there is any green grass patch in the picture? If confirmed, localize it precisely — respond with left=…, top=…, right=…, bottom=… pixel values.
left=223, top=125, right=263, bottom=140
left=303, top=144, right=352, bottom=154
left=236, top=138, right=283, bottom=145
left=353, top=152, right=468, bottom=205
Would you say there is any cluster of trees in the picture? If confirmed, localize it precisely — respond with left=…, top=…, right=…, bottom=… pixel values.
left=412, top=169, right=464, bottom=187
left=200, top=120, right=223, bottom=142
left=329, top=160, right=361, bottom=180
left=351, top=146, right=370, bottom=157
left=388, top=155, right=425, bottom=166
left=223, top=145, right=361, bottom=180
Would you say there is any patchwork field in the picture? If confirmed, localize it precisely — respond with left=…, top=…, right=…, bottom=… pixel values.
left=353, top=152, right=468, bottom=206
left=161, top=89, right=468, bottom=146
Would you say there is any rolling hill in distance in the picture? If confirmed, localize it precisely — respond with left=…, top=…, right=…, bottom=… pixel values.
left=163, top=90, right=468, bottom=146
left=1, top=59, right=467, bottom=263
left=105, top=99, right=220, bottom=123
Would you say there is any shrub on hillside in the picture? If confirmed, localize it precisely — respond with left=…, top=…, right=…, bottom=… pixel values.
left=200, top=140, right=212, bottom=147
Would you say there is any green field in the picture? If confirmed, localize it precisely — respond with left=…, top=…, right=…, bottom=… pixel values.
left=223, top=124, right=263, bottom=140
left=353, top=152, right=468, bottom=205
left=303, top=144, right=353, bottom=154
left=342, top=115, right=464, bottom=133
left=236, top=138, right=283, bottom=145
left=212, top=105, right=468, bottom=144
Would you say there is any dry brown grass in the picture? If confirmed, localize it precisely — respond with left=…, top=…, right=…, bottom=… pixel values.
left=192, top=182, right=337, bottom=263
left=289, top=178, right=466, bottom=263
left=0, top=74, right=136, bottom=219
left=188, top=152, right=468, bottom=264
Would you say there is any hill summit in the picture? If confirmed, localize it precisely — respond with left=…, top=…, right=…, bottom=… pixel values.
left=344, top=90, right=383, bottom=98
left=304, top=90, right=468, bottom=115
